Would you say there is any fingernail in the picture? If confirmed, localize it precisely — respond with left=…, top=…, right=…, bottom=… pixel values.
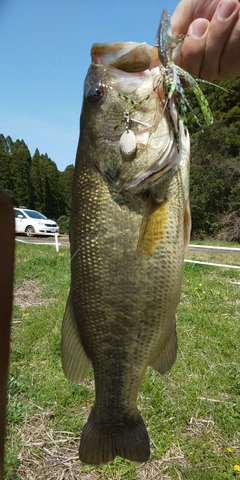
left=189, top=19, right=209, bottom=39
left=218, top=0, right=237, bottom=19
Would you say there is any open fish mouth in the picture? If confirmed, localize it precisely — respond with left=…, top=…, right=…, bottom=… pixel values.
left=91, top=42, right=159, bottom=72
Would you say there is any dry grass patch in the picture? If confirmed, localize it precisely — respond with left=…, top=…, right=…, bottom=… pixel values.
left=14, top=280, right=43, bottom=309
left=135, top=445, right=190, bottom=479
left=14, top=279, right=56, bottom=310
left=15, top=410, right=82, bottom=480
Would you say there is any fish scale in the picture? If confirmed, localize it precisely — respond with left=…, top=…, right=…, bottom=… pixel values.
left=68, top=164, right=187, bottom=463
left=61, top=39, right=191, bottom=465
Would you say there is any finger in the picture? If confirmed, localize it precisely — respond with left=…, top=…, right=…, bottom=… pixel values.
left=199, top=0, right=240, bottom=80
left=218, top=9, right=240, bottom=78
left=171, top=1, right=195, bottom=34
left=178, top=19, right=210, bottom=77
left=171, top=0, right=219, bottom=35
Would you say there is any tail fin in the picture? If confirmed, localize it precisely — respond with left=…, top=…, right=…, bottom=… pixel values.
left=79, top=408, right=150, bottom=465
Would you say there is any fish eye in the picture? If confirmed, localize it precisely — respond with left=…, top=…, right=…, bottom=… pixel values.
left=86, top=85, right=104, bottom=103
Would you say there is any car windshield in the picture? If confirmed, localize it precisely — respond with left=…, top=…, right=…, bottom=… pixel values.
left=24, top=210, right=47, bottom=220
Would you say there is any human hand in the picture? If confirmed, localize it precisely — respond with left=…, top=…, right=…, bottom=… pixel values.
left=171, top=0, right=240, bottom=80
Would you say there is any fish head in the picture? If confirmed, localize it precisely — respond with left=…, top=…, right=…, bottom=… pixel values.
left=79, top=42, right=187, bottom=193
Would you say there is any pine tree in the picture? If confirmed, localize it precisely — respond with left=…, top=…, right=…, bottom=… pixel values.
left=11, top=139, right=31, bottom=207
left=0, top=150, right=12, bottom=192
left=0, top=134, right=13, bottom=192
left=38, top=154, right=61, bottom=219
left=59, top=164, right=74, bottom=215
left=30, top=149, right=44, bottom=211
left=0, top=134, right=13, bottom=154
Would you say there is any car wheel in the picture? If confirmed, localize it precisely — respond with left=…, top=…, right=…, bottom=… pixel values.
left=25, top=225, right=35, bottom=237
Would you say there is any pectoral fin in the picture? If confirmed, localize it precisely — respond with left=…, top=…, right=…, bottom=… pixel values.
left=61, top=295, right=91, bottom=383
left=137, top=197, right=168, bottom=259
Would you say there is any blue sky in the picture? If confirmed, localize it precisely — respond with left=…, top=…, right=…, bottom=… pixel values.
left=0, top=0, right=178, bottom=171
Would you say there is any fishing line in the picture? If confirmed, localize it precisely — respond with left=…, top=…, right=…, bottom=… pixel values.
left=130, top=117, right=152, bottom=128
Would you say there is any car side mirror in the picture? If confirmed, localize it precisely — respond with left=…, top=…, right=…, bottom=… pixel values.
left=18, top=215, right=23, bottom=219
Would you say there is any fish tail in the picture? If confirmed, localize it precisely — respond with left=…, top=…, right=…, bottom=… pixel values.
left=79, top=407, right=150, bottom=465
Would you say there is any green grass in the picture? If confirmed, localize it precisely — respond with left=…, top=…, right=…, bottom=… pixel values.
left=5, top=242, right=240, bottom=479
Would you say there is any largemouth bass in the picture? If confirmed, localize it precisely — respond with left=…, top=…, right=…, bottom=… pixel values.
left=62, top=40, right=191, bottom=465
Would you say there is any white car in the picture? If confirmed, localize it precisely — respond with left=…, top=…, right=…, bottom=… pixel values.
left=14, top=208, right=59, bottom=236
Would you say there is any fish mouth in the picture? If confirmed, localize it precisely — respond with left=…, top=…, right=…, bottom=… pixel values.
left=108, top=131, right=178, bottom=192
left=125, top=133, right=179, bottom=189
left=91, top=42, right=160, bottom=72
left=124, top=107, right=188, bottom=191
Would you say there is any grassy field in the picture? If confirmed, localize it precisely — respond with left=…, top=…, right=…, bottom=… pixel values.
left=5, top=241, right=240, bottom=479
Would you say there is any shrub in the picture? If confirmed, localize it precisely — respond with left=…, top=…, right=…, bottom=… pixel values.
left=57, top=215, right=69, bottom=234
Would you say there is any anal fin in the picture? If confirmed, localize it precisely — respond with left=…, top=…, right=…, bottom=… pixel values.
left=61, top=295, right=91, bottom=383
left=150, top=319, right=178, bottom=374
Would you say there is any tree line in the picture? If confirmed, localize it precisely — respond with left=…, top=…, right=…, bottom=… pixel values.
left=0, top=134, right=74, bottom=233
left=186, top=76, right=240, bottom=241
left=1, top=76, right=240, bottom=239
